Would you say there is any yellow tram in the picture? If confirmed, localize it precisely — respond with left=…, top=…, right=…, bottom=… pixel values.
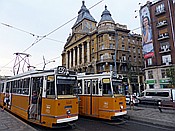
left=77, top=72, right=127, bottom=120
left=0, top=66, right=78, bottom=128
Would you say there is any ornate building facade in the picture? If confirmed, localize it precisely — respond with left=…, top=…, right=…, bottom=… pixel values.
left=62, top=1, right=144, bottom=94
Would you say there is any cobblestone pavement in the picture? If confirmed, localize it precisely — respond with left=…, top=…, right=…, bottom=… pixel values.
left=127, top=105, right=175, bottom=128
left=0, top=108, right=36, bottom=131
left=1, top=106, right=175, bottom=130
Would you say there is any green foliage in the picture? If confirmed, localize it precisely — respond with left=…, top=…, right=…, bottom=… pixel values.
left=167, top=66, right=175, bottom=88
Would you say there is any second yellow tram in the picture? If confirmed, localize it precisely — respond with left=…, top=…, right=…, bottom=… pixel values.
left=77, top=72, right=127, bottom=120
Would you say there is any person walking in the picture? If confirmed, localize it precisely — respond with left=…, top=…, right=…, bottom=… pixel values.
left=1, top=92, right=10, bottom=111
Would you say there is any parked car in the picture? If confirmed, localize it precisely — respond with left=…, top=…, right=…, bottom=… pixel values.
left=126, top=95, right=139, bottom=106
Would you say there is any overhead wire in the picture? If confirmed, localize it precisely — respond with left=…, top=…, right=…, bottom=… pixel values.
left=0, top=0, right=104, bottom=73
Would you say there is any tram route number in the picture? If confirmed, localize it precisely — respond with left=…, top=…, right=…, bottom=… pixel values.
left=57, top=66, right=69, bottom=75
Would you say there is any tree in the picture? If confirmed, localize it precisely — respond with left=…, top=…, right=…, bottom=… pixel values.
left=167, top=66, right=175, bottom=88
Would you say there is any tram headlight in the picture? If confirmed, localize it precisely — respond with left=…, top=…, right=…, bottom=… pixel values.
left=67, top=109, right=71, bottom=115
left=120, top=105, right=124, bottom=110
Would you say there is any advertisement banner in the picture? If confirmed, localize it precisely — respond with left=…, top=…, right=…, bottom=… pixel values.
left=140, top=5, right=154, bottom=59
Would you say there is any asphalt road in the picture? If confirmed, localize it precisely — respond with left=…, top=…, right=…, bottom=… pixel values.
left=34, top=117, right=174, bottom=131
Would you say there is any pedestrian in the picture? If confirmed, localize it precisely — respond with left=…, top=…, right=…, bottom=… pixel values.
left=1, top=92, right=10, bottom=111
left=29, top=91, right=38, bottom=119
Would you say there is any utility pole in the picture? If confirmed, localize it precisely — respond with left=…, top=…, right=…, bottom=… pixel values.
left=114, top=30, right=118, bottom=76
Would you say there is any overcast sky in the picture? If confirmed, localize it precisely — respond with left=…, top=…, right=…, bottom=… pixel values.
left=0, top=0, right=149, bottom=76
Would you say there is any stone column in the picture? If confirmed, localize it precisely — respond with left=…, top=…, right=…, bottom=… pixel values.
left=69, top=50, right=72, bottom=68
left=77, top=46, right=80, bottom=66
left=73, top=48, right=76, bottom=67
left=66, top=52, right=68, bottom=69
left=82, top=43, right=84, bottom=64
left=87, top=41, right=90, bottom=63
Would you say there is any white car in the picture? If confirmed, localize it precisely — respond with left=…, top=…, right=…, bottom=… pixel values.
left=126, top=95, right=139, bottom=106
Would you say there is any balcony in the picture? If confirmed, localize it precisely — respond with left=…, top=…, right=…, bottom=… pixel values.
left=97, top=57, right=114, bottom=64
left=156, top=20, right=168, bottom=28
left=159, top=46, right=171, bottom=53
left=158, top=32, right=169, bottom=41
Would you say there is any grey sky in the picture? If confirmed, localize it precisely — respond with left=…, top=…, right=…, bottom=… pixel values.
left=0, top=0, right=148, bottom=76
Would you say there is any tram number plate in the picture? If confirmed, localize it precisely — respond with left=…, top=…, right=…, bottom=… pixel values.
left=57, top=66, right=69, bottom=75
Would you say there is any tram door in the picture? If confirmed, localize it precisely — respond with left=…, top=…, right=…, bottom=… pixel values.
left=84, top=79, right=99, bottom=116
left=29, top=77, right=43, bottom=121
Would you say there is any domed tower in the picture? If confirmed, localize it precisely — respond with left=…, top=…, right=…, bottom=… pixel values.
left=98, top=5, right=115, bottom=33
left=72, top=1, right=97, bottom=34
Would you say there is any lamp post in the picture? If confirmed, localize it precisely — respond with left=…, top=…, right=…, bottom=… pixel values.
left=114, top=30, right=118, bottom=76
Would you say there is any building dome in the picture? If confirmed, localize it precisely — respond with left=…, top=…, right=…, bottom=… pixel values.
left=99, top=5, right=115, bottom=24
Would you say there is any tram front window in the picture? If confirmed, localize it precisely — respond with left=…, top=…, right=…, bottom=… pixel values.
left=56, top=77, right=76, bottom=97
left=103, top=83, right=112, bottom=95
left=112, top=81, right=119, bottom=94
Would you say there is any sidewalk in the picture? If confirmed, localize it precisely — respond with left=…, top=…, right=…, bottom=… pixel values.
left=0, top=108, right=36, bottom=131
left=127, top=105, right=175, bottom=128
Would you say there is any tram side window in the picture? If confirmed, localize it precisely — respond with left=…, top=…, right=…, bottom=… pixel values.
left=32, top=77, right=43, bottom=93
left=46, top=76, right=55, bottom=99
left=84, top=80, right=90, bottom=94
left=92, top=80, right=98, bottom=95
left=22, top=78, right=30, bottom=95
left=77, top=80, right=82, bottom=94
left=6, top=82, right=10, bottom=92
left=0, top=83, right=4, bottom=92
left=11, top=81, right=16, bottom=93
left=17, top=80, right=22, bottom=94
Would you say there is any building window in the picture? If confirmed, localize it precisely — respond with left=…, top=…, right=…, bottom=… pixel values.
left=122, top=54, right=126, bottom=61
left=100, top=54, right=103, bottom=61
left=160, top=42, right=170, bottom=52
left=128, top=46, right=131, bottom=51
left=133, top=47, right=136, bottom=53
left=155, top=3, right=165, bottom=15
left=134, top=56, right=136, bottom=62
left=148, top=70, right=153, bottom=79
left=91, top=40, right=94, bottom=47
left=161, top=69, right=168, bottom=78
left=109, top=34, right=115, bottom=40
left=162, top=55, right=171, bottom=65
left=101, top=44, right=104, bottom=50
left=100, top=64, right=105, bottom=71
left=92, top=48, right=94, bottom=53
left=148, top=58, right=152, bottom=65
left=121, top=44, right=125, bottom=50
left=110, top=65, right=113, bottom=71
left=109, top=43, right=113, bottom=49
left=138, top=48, right=140, bottom=53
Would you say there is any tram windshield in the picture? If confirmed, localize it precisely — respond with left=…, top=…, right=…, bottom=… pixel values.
left=102, top=78, right=112, bottom=95
left=56, top=76, right=77, bottom=97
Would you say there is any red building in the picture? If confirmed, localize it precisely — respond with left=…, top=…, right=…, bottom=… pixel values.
left=140, top=0, right=175, bottom=89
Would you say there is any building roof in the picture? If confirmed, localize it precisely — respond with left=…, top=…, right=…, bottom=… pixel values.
left=99, top=5, right=115, bottom=23
left=72, top=1, right=96, bottom=28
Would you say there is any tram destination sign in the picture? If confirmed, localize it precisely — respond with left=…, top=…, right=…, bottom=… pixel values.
left=57, top=66, right=69, bottom=75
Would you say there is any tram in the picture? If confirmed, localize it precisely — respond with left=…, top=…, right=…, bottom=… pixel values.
left=77, top=71, right=127, bottom=120
left=0, top=66, right=78, bottom=128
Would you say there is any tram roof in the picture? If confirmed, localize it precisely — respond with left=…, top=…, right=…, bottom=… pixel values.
left=7, top=69, right=55, bottom=80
